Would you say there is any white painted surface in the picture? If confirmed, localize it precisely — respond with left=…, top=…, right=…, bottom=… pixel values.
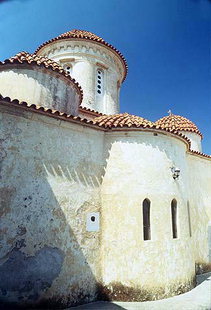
left=37, top=40, right=124, bottom=115
left=86, top=212, right=100, bottom=232
left=179, top=131, right=202, bottom=152
left=101, top=131, right=196, bottom=296
left=0, top=66, right=80, bottom=115
left=0, top=105, right=105, bottom=305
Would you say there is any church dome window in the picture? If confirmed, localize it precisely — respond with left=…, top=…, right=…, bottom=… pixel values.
left=96, top=68, right=103, bottom=95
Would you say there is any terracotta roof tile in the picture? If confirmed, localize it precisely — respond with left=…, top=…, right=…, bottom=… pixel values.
left=79, top=106, right=104, bottom=116
left=190, top=150, right=211, bottom=159
left=155, top=114, right=202, bottom=138
left=0, top=51, right=83, bottom=102
left=93, top=113, right=154, bottom=128
left=34, top=29, right=128, bottom=82
left=1, top=94, right=210, bottom=159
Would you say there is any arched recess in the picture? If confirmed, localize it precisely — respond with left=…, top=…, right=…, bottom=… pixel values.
left=143, top=198, right=151, bottom=240
left=171, top=199, right=178, bottom=239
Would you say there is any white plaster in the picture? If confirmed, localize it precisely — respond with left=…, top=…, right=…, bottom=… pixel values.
left=101, top=131, right=195, bottom=289
left=0, top=67, right=80, bottom=115
left=179, top=131, right=202, bottom=152
left=37, top=40, right=124, bottom=114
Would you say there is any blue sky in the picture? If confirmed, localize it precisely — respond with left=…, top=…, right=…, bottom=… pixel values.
left=0, top=0, right=211, bottom=152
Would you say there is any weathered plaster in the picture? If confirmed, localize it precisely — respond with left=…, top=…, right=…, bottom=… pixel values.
left=0, top=66, right=80, bottom=115
left=37, top=41, right=124, bottom=114
left=179, top=131, right=202, bottom=152
left=0, top=106, right=105, bottom=307
left=100, top=131, right=196, bottom=300
left=187, top=154, right=211, bottom=272
left=1, top=104, right=211, bottom=306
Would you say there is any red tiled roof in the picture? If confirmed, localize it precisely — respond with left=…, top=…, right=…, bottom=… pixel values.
left=189, top=150, right=211, bottom=159
left=1, top=94, right=210, bottom=159
left=34, top=29, right=128, bottom=82
left=93, top=113, right=154, bottom=128
left=155, top=114, right=202, bottom=138
left=0, top=51, right=83, bottom=102
left=79, top=106, right=104, bottom=117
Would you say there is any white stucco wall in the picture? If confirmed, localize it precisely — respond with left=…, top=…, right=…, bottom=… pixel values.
left=179, top=131, right=202, bottom=152
left=1, top=101, right=211, bottom=306
left=100, top=131, right=196, bottom=300
left=0, top=104, right=105, bottom=307
left=0, top=66, right=80, bottom=115
left=187, top=154, right=211, bottom=270
left=36, top=40, right=124, bottom=115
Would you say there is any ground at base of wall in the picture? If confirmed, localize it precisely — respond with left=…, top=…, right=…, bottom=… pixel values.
left=0, top=274, right=209, bottom=310
left=96, top=278, right=196, bottom=302
left=70, top=272, right=211, bottom=310
left=195, top=262, right=211, bottom=275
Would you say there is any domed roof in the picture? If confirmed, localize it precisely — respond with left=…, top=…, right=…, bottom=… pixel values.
left=35, top=29, right=128, bottom=81
left=93, top=113, right=154, bottom=128
left=0, top=51, right=83, bottom=102
left=155, top=113, right=202, bottom=138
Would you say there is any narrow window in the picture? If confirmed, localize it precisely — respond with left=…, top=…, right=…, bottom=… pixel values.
left=143, top=198, right=151, bottom=240
left=187, top=201, right=192, bottom=237
left=96, top=68, right=103, bottom=95
left=171, top=199, right=178, bottom=238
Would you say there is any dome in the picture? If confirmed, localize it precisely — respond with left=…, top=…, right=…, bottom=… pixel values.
left=35, top=29, right=128, bottom=81
left=93, top=113, right=154, bottom=128
left=0, top=51, right=83, bottom=100
left=155, top=114, right=202, bottom=138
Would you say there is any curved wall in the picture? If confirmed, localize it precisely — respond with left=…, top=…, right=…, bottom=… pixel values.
left=0, top=66, right=81, bottom=115
left=0, top=105, right=105, bottom=307
left=179, top=131, right=202, bottom=152
left=36, top=40, right=124, bottom=115
left=187, top=154, right=211, bottom=273
left=100, top=131, right=196, bottom=301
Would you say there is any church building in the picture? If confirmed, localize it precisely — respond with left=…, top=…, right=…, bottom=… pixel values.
left=0, top=29, right=211, bottom=308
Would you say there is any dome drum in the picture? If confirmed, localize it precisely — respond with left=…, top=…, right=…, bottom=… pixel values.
left=35, top=30, right=127, bottom=115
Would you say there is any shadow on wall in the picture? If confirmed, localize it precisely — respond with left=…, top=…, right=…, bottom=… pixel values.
left=0, top=153, right=122, bottom=309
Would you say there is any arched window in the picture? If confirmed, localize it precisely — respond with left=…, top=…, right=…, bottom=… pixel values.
left=96, top=68, right=103, bottom=95
left=187, top=201, right=192, bottom=237
left=143, top=198, right=151, bottom=240
left=171, top=199, right=178, bottom=238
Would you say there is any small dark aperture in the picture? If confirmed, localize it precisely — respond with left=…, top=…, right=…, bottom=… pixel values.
left=91, top=216, right=95, bottom=222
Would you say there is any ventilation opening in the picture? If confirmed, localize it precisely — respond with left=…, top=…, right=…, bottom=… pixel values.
left=63, top=64, right=72, bottom=75
left=96, top=68, right=103, bottom=95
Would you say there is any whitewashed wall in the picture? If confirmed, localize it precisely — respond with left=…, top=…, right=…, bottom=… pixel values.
left=187, top=154, right=211, bottom=272
left=179, top=131, right=202, bottom=152
left=100, top=131, right=196, bottom=301
left=0, top=104, right=105, bottom=307
left=0, top=67, right=80, bottom=115
left=1, top=102, right=211, bottom=306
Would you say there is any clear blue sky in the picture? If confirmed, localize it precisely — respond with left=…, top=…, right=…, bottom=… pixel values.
left=0, top=0, right=211, bottom=152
